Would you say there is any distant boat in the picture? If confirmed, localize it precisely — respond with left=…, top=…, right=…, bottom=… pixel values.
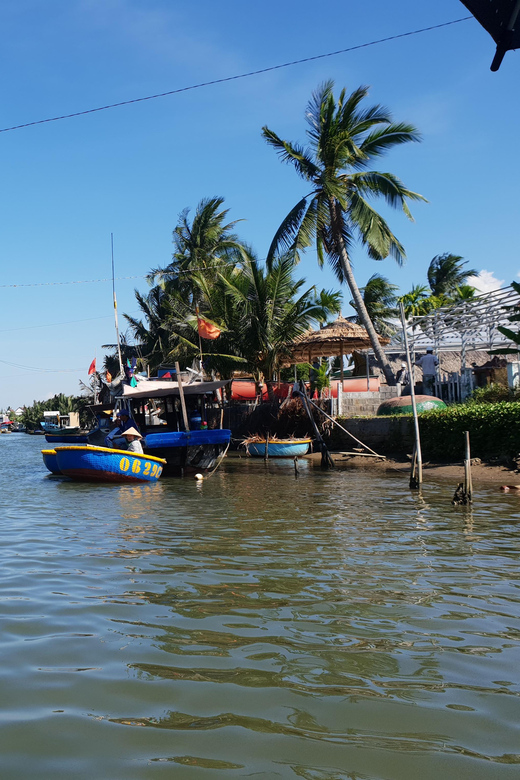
left=245, top=438, right=312, bottom=458
left=44, top=431, right=89, bottom=444
left=44, top=445, right=166, bottom=483
left=40, top=410, right=81, bottom=436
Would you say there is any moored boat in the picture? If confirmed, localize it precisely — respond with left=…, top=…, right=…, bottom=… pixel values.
left=44, top=432, right=90, bottom=444
left=120, top=377, right=232, bottom=475
left=245, top=438, right=312, bottom=458
left=51, top=445, right=166, bottom=483
left=41, top=449, right=62, bottom=475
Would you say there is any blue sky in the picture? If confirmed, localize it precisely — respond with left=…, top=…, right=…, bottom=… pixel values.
left=0, top=0, right=519, bottom=409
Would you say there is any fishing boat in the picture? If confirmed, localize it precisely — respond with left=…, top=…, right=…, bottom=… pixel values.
left=40, top=411, right=81, bottom=436
left=47, top=445, right=166, bottom=483
left=119, top=376, right=232, bottom=475
left=244, top=438, right=312, bottom=458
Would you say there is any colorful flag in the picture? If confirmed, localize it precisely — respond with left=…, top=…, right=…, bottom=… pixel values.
left=197, top=316, right=221, bottom=340
left=106, top=371, right=113, bottom=383
left=88, top=358, right=96, bottom=375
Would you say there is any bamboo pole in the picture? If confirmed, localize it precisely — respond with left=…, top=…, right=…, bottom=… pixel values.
left=264, top=433, right=269, bottom=461
left=299, top=391, right=334, bottom=468
left=111, top=234, right=124, bottom=379
left=464, top=430, right=473, bottom=503
left=175, top=361, right=190, bottom=432
left=400, top=302, right=422, bottom=488
left=304, top=397, right=382, bottom=457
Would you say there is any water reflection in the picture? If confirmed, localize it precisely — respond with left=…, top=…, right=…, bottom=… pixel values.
left=2, top=437, right=520, bottom=778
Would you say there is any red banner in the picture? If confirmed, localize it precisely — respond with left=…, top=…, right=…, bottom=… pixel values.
left=88, top=358, right=96, bottom=375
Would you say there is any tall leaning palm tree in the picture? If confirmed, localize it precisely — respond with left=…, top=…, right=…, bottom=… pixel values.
left=348, top=273, right=399, bottom=337
left=262, top=81, right=426, bottom=384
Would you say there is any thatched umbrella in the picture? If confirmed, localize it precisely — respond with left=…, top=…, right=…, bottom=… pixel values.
left=289, top=315, right=389, bottom=386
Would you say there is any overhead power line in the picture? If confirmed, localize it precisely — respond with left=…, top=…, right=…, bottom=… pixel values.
left=0, top=17, right=472, bottom=134
left=0, top=262, right=245, bottom=289
left=0, top=275, right=144, bottom=289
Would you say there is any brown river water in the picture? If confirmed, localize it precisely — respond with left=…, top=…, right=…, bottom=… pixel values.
left=1, top=434, right=519, bottom=779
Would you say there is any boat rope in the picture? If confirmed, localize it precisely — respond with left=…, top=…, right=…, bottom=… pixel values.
left=201, top=441, right=231, bottom=480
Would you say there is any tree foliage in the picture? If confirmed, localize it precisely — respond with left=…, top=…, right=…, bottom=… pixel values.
left=262, top=81, right=426, bottom=384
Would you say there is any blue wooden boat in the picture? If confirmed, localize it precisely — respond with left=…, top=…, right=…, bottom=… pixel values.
left=52, top=445, right=166, bottom=483
left=246, top=438, right=312, bottom=458
left=144, top=429, right=232, bottom=472
left=120, top=378, right=232, bottom=475
left=42, top=449, right=62, bottom=475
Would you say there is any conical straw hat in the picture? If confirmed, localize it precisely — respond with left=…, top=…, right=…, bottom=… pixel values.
left=121, top=426, right=142, bottom=439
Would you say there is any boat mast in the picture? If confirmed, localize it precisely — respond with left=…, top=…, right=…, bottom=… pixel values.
left=111, top=233, right=124, bottom=379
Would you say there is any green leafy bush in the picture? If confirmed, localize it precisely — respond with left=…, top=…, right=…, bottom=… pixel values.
left=465, top=384, right=516, bottom=405
left=419, top=402, right=520, bottom=459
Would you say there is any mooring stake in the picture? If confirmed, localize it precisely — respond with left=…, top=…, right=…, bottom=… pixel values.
left=452, top=430, right=473, bottom=505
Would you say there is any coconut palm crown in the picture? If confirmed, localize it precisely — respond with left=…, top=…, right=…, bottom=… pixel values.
left=427, top=253, right=478, bottom=298
left=262, top=81, right=426, bottom=384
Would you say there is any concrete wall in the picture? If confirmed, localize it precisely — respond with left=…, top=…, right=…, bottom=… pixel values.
left=326, top=415, right=413, bottom=454
left=338, top=385, right=398, bottom=417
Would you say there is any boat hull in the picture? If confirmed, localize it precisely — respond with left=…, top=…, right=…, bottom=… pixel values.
left=144, top=429, right=231, bottom=474
left=41, top=449, right=62, bottom=475
left=45, top=433, right=90, bottom=444
left=53, top=446, right=166, bottom=483
left=247, top=439, right=311, bottom=458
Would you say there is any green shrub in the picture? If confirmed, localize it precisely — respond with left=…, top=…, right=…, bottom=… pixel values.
left=465, top=384, right=516, bottom=405
left=419, top=402, right=520, bottom=459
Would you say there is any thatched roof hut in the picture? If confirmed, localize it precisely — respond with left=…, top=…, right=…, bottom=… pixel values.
left=290, top=316, right=388, bottom=363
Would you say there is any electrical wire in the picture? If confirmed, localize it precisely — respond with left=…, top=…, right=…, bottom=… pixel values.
left=0, top=262, right=242, bottom=290
left=0, top=358, right=85, bottom=373
left=0, top=17, right=472, bottom=134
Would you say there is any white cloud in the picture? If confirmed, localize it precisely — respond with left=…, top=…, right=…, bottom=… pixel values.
left=470, top=270, right=505, bottom=294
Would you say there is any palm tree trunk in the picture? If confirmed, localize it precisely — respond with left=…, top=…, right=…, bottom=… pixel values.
left=329, top=200, right=396, bottom=386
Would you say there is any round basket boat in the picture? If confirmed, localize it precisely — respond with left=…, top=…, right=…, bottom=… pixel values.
left=51, top=445, right=166, bottom=483
left=246, top=439, right=312, bottom=458
left=41, top=449, right=62, bottom=475
left=377, top=395, right=447, bottom=416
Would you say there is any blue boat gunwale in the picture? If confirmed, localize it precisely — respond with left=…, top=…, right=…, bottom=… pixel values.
left=53, top=444, right=166, bottom=464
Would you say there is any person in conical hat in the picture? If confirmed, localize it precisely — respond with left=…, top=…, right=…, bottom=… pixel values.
left=121, top=426, right=144, bottom=454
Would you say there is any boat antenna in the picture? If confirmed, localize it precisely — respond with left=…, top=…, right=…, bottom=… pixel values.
left=111, top=233, right=124, bottom=379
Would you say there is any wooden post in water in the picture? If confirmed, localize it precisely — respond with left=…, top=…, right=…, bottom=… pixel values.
left=452, top=431, right=473, bottom=505
left=400, top=302, right=423, bottom=489
left=264, top=433, right=269, bottom=462
left=464, top=430, right=473, bottom=503
left=175, top=361, right=190, bottom=432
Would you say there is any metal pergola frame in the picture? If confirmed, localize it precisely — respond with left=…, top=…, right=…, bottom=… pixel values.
left=388, top=285, right=520, bottom=369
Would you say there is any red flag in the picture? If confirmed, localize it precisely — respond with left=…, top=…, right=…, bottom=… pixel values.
left=88, top=358, right=96, bottom=375
left=197, top=316, right=221, bottom=340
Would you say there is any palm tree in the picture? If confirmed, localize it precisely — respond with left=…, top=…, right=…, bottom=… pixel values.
left=398, top=284, right=432, bottom=319
left=262, top=81, right=426, bottom=384
left=451, top=284, right=477, bottom=302
left=124, top=286, right=173, bottom=372
left=348, top=273, right=398, bottom=337
left=427, top=253, right=477, bottom=298
left=149, top=197, right=246, bottom=300
left=217, top=250, right=338, bottom=397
